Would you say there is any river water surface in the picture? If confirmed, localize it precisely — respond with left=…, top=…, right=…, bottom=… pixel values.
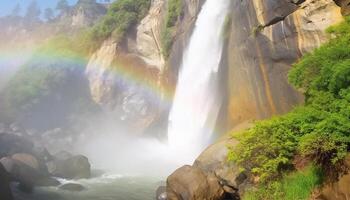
left=13, top=172, right=160, bottom=200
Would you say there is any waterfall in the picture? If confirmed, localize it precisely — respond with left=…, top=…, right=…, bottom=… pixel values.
left=167, top=0, right=230, bottom=159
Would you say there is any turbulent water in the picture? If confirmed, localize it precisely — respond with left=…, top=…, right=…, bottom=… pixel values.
left=13, top=173, right=160, bottom=200
left=168, top=0, right=230, bottom=159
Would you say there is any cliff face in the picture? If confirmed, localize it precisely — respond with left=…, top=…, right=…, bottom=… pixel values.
left=85, top=1, right=168, bottom=131
left=225, top=0, right=343, bottom=128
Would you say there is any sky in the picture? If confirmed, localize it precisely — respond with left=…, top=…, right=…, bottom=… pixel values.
left=0, top=0, right=79, bottom=17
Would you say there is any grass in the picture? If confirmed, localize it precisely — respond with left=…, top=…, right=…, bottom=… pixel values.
left=243, top=166, right=323, bottom=200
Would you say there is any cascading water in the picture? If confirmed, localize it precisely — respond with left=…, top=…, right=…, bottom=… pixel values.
left=168, top=0, right=230, bottom=159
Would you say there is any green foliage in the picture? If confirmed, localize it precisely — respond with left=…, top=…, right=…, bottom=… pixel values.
left=161, top=0, right=183, bottom=58
left=90, top=0, right=151, bottom=44
left=166, top=0, right=183, bottom=28
left=26, top=0, right=41, bottom=22
left=243, top=166, right=323, bottom=200
left=289, top=16, right=350, bottom=96
left=229, top=17, right=350, bottom=183
left=44, top=8, right=54, bottom=21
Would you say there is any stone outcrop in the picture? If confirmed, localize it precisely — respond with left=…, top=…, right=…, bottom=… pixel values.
left=0, top=157, right=60, bottom=190
left=136, top=0, right=166, bottom=70
left=47, top=154, right=91, bottom=179
left=225, top=0, right=343, bottom=128
left=166, top=136, right=246, bottom=200
left=167, top=165, right=225, bottom=200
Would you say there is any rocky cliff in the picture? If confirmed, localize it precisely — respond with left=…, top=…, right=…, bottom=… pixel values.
left=85, top=0, right=168, bottom=131
left=225, top=0, right=343, bottom=128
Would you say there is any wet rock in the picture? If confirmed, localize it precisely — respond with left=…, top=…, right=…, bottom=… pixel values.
left=194, top=137, right=247, bottom=193
left=11, top=153, right=40, bottom=170
left=156, top=185, right=167, bottom=200
left=0, top=157, right=59, bottom=191
left=59, top=183, right=85, bottom=192
left=47, top=154, right=91, bottom=179
left=167, top=165, right=224, bottom=200
left=53, top=151, right=73, bottom=160
left=166, top=134, right=248, bottom=200
left=0, top=163, right=13, bottom=200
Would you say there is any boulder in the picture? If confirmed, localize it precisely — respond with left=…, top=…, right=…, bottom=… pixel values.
left=11, top=153, right=49, bottom=176
left=166, top=165, right=225, bottom=200
left=194, top=137, right=248, bottom=194
left=0, top=163, right=13, bottom=200
left=59, top=183, right=85, bottom=192
left=12, top=153, right=40, bottom=170
left=0, top=157, right=60, bottom=191
left=53, top=151, right=73, bottom=160
left=47, top=154, right=91, bottom=179
left=166, top=132, right=249, bottom=200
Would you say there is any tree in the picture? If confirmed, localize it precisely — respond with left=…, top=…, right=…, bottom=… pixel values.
left=56, top=0, right=69, bottom=13
left=25, top=0, right=41, bottom=22
left=11, top=3, right=21, bottom=17
left=44, top=8, right=54, bottom=21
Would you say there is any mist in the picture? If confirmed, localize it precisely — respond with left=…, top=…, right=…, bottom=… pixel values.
left=72, top=113, right=198, bottom=178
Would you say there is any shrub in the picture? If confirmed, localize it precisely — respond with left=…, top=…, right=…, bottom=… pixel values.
left=161, top=0, right=183, bottom=58
left=229, top=16, right=350, bottom=183
left=90, top=0, right=151, bottom=44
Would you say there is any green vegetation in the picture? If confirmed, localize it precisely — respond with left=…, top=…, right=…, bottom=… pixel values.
left=243, top=166, right=323, bottom=200
left=161, top=0, right=183, bottom=58
left=90, top=0, right=151, bottom=44
left=228, top=16, right=350, bottom=198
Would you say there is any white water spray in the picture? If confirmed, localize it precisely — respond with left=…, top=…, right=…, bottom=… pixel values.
left=168, top=0, right=230, bottom=160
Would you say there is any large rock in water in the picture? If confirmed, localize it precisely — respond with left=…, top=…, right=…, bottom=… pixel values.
left=0, top=163, right=13, bottom=200
left=167, top=165, right=225, bottom=200
left=0, top=157, right=59, bottom=191
left=47, top=154, right=91, bottom=179
left=165, top=126, right=250, bottom=200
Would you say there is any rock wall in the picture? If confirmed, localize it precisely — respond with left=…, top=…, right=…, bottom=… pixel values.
left=225, top=0, right=343, bottom=128
left=136, top=0, right=166, bottom=70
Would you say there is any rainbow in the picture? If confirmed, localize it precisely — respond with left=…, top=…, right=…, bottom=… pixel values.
left=0, top=45, right=175, bottom=107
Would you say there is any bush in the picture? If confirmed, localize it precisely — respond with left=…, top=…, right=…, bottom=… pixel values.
left=161, top=0, right=183, bottom=58
left=90, top=0, right=151, bottom=44
left=229, top=16, right=350, bottom=183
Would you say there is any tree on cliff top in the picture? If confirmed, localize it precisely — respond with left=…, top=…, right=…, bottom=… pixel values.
left=56, top=0, right=70, bottom=13
left=11, top=3, right=21, bottom=17
left=25, top=0, right=41, bottom=25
